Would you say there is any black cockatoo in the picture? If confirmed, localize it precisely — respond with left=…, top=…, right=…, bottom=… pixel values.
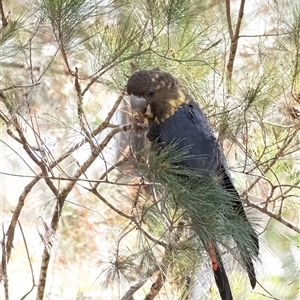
left=126, top=68, right=259, bottom=300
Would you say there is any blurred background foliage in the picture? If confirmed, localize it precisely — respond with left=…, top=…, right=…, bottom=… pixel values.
left=0, top=0, right=299, bottom=299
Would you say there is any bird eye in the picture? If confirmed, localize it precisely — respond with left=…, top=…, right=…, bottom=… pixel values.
left=148, top=90, right=155, bottom=97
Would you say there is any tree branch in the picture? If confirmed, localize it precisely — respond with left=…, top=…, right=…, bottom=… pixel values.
left=6, top=177, right=40, bottom=263
left=35, top=124, right=132, bottom=299
left=246, top=198, right=300, bottom=234
left=121, top=278, right=148, bottom=300
left=144, top=220, right=185, bottom=300
left=226, top=0, right=246, bottom=87
left=19, top=221, right=36, bottom=300
left=145, top=272, right=166, bottom=300
left=1, top=223, right=9, bottom=300
left=0, top=0, right=8, bottom=27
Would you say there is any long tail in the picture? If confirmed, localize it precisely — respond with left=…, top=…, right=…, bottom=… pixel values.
left=208, top=241, right=233, bottom=300
left=233, top=200, right=259, bottom=289
left=236, top=237, right=258, bottom=289
left=222, top=170, right=259, bottom=289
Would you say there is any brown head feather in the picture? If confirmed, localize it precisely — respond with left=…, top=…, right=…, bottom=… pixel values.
left=127, top=69, right=189, bottom=123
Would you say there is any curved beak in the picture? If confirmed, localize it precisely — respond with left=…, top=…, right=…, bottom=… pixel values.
left=130, top=95, right=147, bottom=112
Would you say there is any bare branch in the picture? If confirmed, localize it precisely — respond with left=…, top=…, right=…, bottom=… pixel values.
left=226, top=0, right=246, bottom=86
left=0, top=171, right=155, bottom=187
left=144, top=220, right=186, bottom=300
left=1, top=223, right=9, bottom=300
left=121, top=279, right=148, bottom=300
left=0, top=0, right=8, bottom=27
left=225, top=0, right=233, bottom=39
left=1, top=83, right=40, bottom=92
left=144, top=272, right=166, bottom=300
left=35, top=251, right=50, bottom=300
left=6, top=177, right=40, bottom=262
left=246, top=198, right=300, bottom=234
left=90, top=188, right=167, bottom=248
left=0, top=139, right=39, bottom=176
left=19, top=221, right=36, bottom=300
left=35, top=124, right=132, bottom=298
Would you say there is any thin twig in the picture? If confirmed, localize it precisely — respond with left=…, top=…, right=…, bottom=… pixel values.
left=80, top=48, right=151, bottom=96
left=0, top=170, right=154, bottom=187
left=254, top=280, right=281, bottom=300
left=94, top=155, right=129, bottom=189
left=75, top=67, right=96, bottom=151
left=4, top=94, right=131, bottom=265
left=245, top=198, right=300, bottom=234
left=226, top=0, right=246, bottom=86
left=35, top=124, right=132, bottom=299
left=0, top=0, right=8, bottom=27
left=121, top=279, right=148, bottom=300
left=241, top=131, right=296, bottom=199
left=13, top=118, right=42, bottom=166
left=1, top=223, right=9, bottom=300
left=91, top=188, right=167, bottom=248
left=144, top=219, right=186, bottom=300
left=0, top=139, right=39, bottom=176
left=19, top=221, right=36, bottom=300
left=6, top=176, right=40, bottom=263
left=1, top=83, right=41, bottom=92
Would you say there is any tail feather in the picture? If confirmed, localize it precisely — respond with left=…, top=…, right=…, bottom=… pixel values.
left=235, top=208, right=259, bottom=289
left=208, top=242, right=233, bottom=300
left=246, top=257, right=256, bottom=289
left=222, top=170, right=259, bottom=289
left=237, top=241, right=257, bottom=289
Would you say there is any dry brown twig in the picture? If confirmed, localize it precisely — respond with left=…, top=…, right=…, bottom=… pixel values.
left=225, top=0, right=246, bottom=88
left=0, top=82, right=131, bottom=299
left=0, top=0, right=8, bottom=27
left=118, top=215, right=186, bottom=300
left=144, top=221, right=185, bottom=300
left=35, top=92, right=130, bottom=299
left=19, top=221, right=36, bottom=300
left=1, top=224, right=9, bottom=300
